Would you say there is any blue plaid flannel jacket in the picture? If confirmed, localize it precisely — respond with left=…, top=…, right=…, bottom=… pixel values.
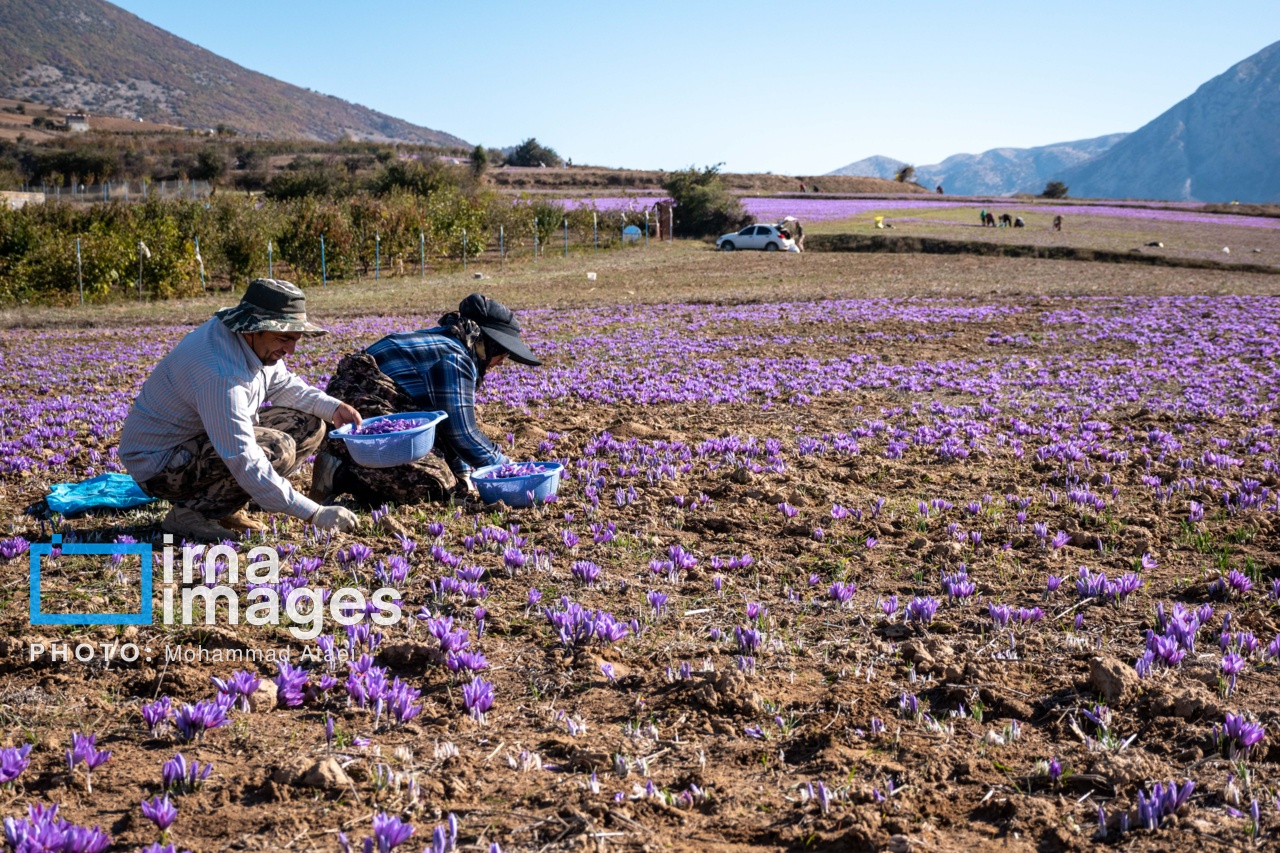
left=366, top=328, right=509, bottom=475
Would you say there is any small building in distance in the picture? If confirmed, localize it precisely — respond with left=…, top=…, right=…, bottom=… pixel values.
left=65, top=113, right=89, bottom=132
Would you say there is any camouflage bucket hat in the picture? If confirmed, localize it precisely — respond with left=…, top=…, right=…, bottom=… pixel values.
left=214, top=278, right=327, bottom=336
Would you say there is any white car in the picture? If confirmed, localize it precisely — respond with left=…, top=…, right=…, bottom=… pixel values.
left=716, top=224, right=796, bottom=252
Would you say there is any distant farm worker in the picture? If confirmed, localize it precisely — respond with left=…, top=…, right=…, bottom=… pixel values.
left=1013, top=216, right=1026, bottom=228
left=799, top=181, right=807, bottom=193
left=979, top=208, right=988, bottom=226
left=311, top=294, right=541, bottom=506
left=1053, top=215, right=1063, bottom=231
left=119, top=279, right=362, bottom=540
left=936, top=185, right=945, bottom=194
left=999, top=213, right=1013, bottom=227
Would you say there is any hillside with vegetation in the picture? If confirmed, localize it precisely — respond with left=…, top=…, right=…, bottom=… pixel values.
left=0, top=0, right=467, bottom=146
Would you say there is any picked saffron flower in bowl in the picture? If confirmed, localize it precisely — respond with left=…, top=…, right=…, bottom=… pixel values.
left=332, top=411, right=448, bottom=468
left=472, top=461, right=564, bottom=507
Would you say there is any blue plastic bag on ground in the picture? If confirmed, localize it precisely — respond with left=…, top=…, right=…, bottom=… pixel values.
left=46, top=473, right=155, bottom=515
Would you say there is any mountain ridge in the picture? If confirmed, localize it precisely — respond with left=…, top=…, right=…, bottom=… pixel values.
left=1055, top=40, right=1280, bottom=202
left=830, top=39, right=1280, bottom=202
left=0, top=0, right=468, bottom=147
left=828, top=134, right=1127, bottom=196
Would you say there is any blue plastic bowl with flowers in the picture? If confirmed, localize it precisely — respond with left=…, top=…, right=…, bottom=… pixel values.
left=331, top=411, right=448, bottom=468
left=472, top=461, right=563, bottom=507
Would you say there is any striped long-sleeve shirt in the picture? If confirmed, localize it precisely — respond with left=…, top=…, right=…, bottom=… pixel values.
left=119, top=317, right=341, bottom=519
left=366, top=328, right=509, bottom=476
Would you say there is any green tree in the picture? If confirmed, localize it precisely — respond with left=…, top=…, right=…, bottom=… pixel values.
left=469, top=144, right=489, bottom=178
left=661, top=164, right=748, bottom=238
left=1041, top=180, right=1069, bottom=199
left=508, top=138, right=563, bottom=168
left=368, top=159, right=460, bottom=197
left=192, top=147, right=229, bottom=182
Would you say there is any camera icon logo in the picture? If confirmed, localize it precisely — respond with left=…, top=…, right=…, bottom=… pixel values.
left=29, top=534, right=153, bottom=626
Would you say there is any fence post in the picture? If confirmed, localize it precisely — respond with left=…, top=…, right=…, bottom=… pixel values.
left=268, top=240, right=273, bottom=278
left=645, top=210, right=649, bottom=248
left=462, top=228, right=467, bottom=273
left=500, top=224, right=504, bottom=267
left=321, top=234, right=328, bottom=287
left=533, top=217, right=539, bottom=262
left=76, top=238, right=83, bottom=305
left=419, top=230, right=425, bottom=278
left=669, top=206, right=674, bottom=242
left=195, top=236, right=206, bottom=291
left=594, top=212, right=598, bottom=253
left=375, top=231, right=380, bottom=280
left=563, top=219, right=568, bottom=257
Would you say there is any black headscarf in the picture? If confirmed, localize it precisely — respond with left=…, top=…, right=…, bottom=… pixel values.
left=437, top=311, right=491, bottom=384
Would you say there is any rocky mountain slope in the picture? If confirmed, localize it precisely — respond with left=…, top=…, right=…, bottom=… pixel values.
left=0, top=0, right=468, bottom=146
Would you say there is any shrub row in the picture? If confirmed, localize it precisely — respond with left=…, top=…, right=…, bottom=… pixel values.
left=0, top=192, right=655, bottom=304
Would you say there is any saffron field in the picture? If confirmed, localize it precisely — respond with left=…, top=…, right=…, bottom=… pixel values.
left=1, top=246, right=1280, bottom=852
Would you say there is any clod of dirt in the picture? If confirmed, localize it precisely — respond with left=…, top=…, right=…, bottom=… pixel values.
left=1070, top=531, right=1100, bottom=549
left=272, top=756, right=352, bottom=789
left=1172, top=684, right=1221, bottom=719
left=693, top=668, right=764, bottom=714
left=929, top=541, right=964, bottom=561
left=248, top=679, right=277, bottom=712
left=379, top=513, right=410, bottom=538
left=1089, top=752, right=1161, bottom=791
left=567, top=748, right=612, bottom=771
left=730, top=466, right=755, bottom=485
left=611, top=420, right=660, bottom=439
left=1088, top=656, right=1140, bottom=703
left=903, top=645, right=930, bottom=672
left=379, top=641, right=435, bottom=668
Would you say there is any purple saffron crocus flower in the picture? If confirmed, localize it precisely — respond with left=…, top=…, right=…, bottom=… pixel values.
left=371, top=812, right=415, bottom=852
left=1222, top=713, right=1266, bottom=757
left=571, top=560, right=602, bottom=587
left=141, top=696, right=173, bottom=736
left=734, top=625, right=762, bottom=654
left=173, top=700, right=229, bottom=743
left=905, top=596, right=938, bottom=625
left=0, top=743, right=32, bottom=785
left=67, top=731, right=111, bottom=794
left=140, top=794, right=178, bottom=831
left=161, top=752, right=212, bottom=793
left=274, top=660, right=310, bottom=708
left=462, top=677, right=495, bottom=722
left=212, top=669, right=261, bottom=713
left=829, top=582, right=856, bottom=607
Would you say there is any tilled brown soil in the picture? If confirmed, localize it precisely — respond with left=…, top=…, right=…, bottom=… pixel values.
left=1, top=260, right=1279, bottom=852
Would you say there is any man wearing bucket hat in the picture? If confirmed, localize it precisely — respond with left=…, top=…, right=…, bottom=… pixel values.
left=119, top=279, right=363, bottom=540
left=311, top=293, right=540, bottom=506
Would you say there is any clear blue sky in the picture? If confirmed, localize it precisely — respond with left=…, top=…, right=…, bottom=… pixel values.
left=112, top=0, right=1280, bottom=175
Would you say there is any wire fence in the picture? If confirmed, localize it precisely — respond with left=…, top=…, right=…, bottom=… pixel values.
left=53, top=217, right=671, bottom=305
left=20, top=180, right=215, bottom=203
